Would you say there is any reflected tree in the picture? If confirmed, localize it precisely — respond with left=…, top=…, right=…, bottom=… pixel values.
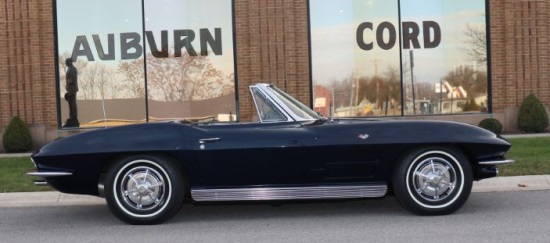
left=462, top=24, right=487, bottom=66
left=81, top=62, right=98, bottom=100
left=95, top=63, right=117, bottom=100
left=357, top=66, right=401, bottom=110
left=145, top=52, right=233, bottom=102
left=118, top=58, right=145, bottom=98
left=329, top=74, right=353, bottom=109
left=79, top=62, right=120, bottom=100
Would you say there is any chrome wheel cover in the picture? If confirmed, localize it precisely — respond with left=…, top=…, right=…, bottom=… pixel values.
left=120, top=166, right=166, bottom=211
left=411, top=157, right=457, bottom=202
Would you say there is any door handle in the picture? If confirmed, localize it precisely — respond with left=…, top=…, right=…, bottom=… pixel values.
left=199, top=138, right=221, bottom=144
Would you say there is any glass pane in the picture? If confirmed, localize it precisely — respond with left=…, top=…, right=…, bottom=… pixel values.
left=56, top=0, right=146, bottom=128
left=400, top=0, right=488, bottom=115
left=144, top=0, right=236, bottom=123
left=310, top=0, right=401, bottom=118
left=268, top=86, right=320, bottom=120
left=251, top=88, right=287, bottom=122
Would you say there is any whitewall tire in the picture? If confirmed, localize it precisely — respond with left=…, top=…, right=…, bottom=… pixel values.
left=105, top=155, right=185, bottom=224
left=393, top=147, right=473, bottom=215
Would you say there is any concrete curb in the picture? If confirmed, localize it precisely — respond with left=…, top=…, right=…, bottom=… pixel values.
left=502, top=133, right=550, bottom=138
left=0, top=191, right=104, bottom=208
left=472, top=175, right=550, bottom=192
left=0, top=152, right=32, bottom=158
left=0, top=175, right=549, bottom=208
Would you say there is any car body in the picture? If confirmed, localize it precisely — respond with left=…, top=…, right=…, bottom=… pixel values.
left=28, top=83, right=515, bottom=224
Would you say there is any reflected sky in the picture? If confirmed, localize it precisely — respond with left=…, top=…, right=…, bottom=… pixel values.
left=56, top=0, right=234, bottom=74
left=310, top=0, right=486, bottom=85
left=57, top=0, right=143, bottom=64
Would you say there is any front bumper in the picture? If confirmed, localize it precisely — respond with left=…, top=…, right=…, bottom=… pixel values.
left=26, top=171, right=73, bottom=186
left=475, top=159, right=516, bottom=180
left=479, top=159, right=516, bottom=165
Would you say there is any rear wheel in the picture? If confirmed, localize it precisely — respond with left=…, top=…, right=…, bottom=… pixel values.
left=105, top=155, right=184, bottom=224
left=393, top=147, right=472, bottom=215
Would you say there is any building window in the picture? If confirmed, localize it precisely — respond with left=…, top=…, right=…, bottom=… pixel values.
left=55, top=0, right=235, bottom=129
left=309, top=0, right=488, bottom=117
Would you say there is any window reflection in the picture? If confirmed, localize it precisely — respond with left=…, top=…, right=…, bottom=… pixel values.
left=56, top=0, right=146, bottom=128
left=309, top=0, right=488, bottom=117
left=144, top=0, right=236, bottom=123
left=400, top=0, right=488, bottom=115
left=56, top=0, right=236, bottom=129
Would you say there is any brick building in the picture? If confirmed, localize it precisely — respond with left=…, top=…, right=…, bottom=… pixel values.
left=0, top=0, right=549, bottom=149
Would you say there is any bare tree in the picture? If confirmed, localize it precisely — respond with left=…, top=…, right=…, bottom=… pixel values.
left=357, top=66, right=401, bottom=109
left=118, top=58, right=145, bottom=98
left=462, top=24, right=487, bottom=66
left=146, top=52, right=230, bottom=102
left=221, top=73, right=236, bottom=96
left=95, top=63, right=116, bottom=100
left=80, top=62, right=99, bottom=100
left=329, top=74, right=353, bottom=108
left=76, top=62, right=121, bottom=100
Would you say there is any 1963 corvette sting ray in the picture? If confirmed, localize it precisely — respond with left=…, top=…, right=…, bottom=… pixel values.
left=28, top=83, right=514, bottom=224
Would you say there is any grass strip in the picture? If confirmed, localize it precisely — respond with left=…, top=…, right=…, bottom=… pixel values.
left=0, top=157, right=51, bottom=193
left=498, top=137, right=550, bottom=176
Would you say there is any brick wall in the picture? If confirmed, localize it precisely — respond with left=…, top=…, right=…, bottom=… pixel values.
left=234, top=0, right=310, bottom=121
left=490, top=0, right=550, bottom=112
left=0, top=0, right=57, bottom=129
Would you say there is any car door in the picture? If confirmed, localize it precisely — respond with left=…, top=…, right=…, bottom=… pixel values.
left=192, top=122, right=319, bottom=188
left=313, top=121, right=382, bottom=183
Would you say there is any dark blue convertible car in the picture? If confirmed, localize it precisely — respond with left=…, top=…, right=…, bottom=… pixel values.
left=28, top=83, right=514, bottom=224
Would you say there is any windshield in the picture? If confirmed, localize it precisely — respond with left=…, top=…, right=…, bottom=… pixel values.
left=268, top=86, right=321, bottom=120
left=251, top=87, right=288, bottom=122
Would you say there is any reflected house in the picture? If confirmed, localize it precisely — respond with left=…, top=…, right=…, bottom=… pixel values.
left=435, top=95, right=488, bottom=114
left=421, top=80, right=487, bottom=114
left=313, top=85, right=332, bottom=117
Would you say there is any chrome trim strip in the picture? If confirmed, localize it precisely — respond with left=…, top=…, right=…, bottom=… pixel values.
left=191, top=184, right=387, bottom=202
left=27, top=172, right=73, bottom=177
left=478, top=159, right=516, bottom=165
left=199, top=138, right=221, bottom=144
left=33, top=181, right=48, bottom=186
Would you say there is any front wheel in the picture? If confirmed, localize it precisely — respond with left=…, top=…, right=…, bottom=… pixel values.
left=392, top=147, right=473, bottom=215
left=105, top=155, right=185, bottom=224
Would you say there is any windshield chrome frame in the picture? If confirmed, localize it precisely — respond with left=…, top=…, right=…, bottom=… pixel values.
left=250, top=83, right=319, bottom=123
